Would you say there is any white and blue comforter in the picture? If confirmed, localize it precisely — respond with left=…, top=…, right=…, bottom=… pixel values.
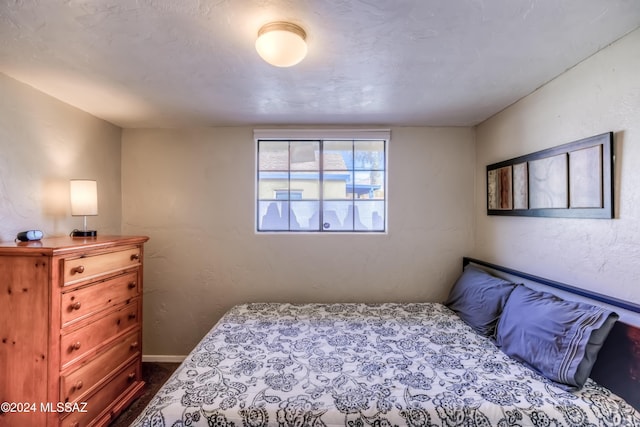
left=132, top=303, right=640, bottom=426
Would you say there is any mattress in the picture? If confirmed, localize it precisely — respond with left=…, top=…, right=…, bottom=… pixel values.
left=132, top=303, right=640, bottom=426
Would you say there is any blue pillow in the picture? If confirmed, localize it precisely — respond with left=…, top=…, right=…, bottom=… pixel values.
left=445, top=265, right=517, bottom=337
left=495, top=285, right=619, bottom=389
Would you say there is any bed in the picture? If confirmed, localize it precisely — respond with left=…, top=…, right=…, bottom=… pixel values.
left=132, top=258, right=640, bottom=426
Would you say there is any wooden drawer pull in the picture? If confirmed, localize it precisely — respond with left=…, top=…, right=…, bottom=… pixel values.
left=72, top=265, right=85, bottom=274
left=73, top=380, right=83, bottom=390
left=128, top=282, right=137, bottom=289
left=130, top=341, right=139, bottom=349
left=130, top=254, right=140, bottom=261
left=71, top=301, right=82, bottom=310
left=71, top=341, right=81, bottom=351
left=127, top=372, right=136, bottom=381
left=128, top=312, right=137, bottom=320
left=70, top=422, right=80, bottom=427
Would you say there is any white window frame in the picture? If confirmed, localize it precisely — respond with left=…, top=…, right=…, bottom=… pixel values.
left=254, top=129, right=390, bottom=234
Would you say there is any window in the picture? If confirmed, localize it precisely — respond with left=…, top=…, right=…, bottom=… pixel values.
left=256, top=130, right=388, bottom=232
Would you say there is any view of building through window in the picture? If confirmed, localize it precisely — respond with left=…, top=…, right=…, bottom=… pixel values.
left=257, top=139, right=386, bottom=232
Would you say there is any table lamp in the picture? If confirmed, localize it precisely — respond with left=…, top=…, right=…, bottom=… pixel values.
left=70, top=179, right=98, bottom=237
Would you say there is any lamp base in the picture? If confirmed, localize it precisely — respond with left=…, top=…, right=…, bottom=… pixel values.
left=71, top=230, right=97, bottom=237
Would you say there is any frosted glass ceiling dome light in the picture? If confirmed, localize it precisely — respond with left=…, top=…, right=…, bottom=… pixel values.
left=256, top=21, right=307, bottom=67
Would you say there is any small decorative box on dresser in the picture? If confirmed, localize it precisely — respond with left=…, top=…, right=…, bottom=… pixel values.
left=0, top=235, right=149, bottom=427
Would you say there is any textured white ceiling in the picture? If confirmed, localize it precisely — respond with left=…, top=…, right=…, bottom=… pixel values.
left=1, top=0, right=639, bottom=128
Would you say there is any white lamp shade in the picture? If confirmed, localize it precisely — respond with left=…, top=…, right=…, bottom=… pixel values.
left=70, top=180, right=98, bottom=216
left=256, top=22, right=307, bottom=67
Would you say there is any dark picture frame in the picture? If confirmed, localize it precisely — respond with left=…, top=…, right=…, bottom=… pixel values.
left=486, top=132, right=613, bottom=218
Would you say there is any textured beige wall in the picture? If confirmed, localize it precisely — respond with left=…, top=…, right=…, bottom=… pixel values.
left=474, top=28, right=640, bottom=305
left=121, top=126, right=476, bottom=356
left=0, top=73, right=122, bottom=242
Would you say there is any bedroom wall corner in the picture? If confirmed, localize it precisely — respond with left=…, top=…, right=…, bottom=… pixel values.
left=0, top=73, right=123, bottom=242
left=473, top=27, right=640, bottom=305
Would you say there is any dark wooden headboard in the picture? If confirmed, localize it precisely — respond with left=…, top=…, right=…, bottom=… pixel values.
left=463, top=257, right=640, bottom=411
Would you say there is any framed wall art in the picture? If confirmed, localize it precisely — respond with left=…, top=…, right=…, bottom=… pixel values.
left=486, top=132, right=613, bottom=218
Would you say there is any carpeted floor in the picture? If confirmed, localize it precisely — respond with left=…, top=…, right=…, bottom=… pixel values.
left=110, top=362, right=180, bottom=426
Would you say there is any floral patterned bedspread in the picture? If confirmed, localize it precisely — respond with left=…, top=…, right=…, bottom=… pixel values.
left=132, top=303, right=640, bottom=427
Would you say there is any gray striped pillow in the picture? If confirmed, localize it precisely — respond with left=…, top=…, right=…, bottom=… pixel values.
left=496, top=284, right=618, bottom=389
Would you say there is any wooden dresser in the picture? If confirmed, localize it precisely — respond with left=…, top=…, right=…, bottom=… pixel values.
left=0, top=235, right=149, bottom=427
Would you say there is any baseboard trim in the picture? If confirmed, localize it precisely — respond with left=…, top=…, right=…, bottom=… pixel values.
left=142, top=354, right=187, bottom=363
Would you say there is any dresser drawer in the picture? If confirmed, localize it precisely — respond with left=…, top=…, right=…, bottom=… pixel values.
left=60, top=359, right=141, bottom=427
left=61, top=298, right=140, bottom=368
left=60, top=330, right=140, bottom=404
left=61, top=271, right=139, bottom=327
left=63, top=247, right=141, bottom=286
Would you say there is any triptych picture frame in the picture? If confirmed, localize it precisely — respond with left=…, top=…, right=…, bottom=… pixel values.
left=487, top=132, right=613, bottom=218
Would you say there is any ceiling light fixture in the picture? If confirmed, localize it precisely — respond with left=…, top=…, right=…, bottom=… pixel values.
left=255, top=21, right=307, bottom=67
